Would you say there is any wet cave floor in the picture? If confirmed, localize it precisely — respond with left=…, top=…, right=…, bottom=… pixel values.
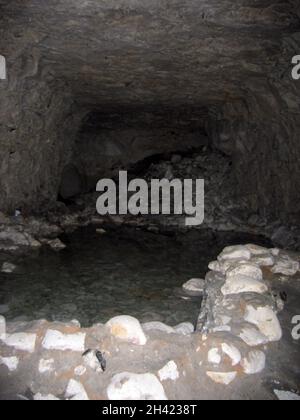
left=0, top=226, right=272, bottom=328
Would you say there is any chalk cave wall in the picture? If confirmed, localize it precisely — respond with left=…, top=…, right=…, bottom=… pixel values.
left=207, top=85, right=300, bottom=224
left=0, top=51, right=85, bottom=214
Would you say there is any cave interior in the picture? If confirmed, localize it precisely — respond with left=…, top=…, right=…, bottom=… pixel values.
left=0, top=0, right=299, bottom=233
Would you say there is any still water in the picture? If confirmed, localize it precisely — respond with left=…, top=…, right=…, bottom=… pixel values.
left=0, top=226, right=270, bottom=327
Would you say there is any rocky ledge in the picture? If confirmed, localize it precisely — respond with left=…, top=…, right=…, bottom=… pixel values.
left=0, top=244, right=299, bottom=400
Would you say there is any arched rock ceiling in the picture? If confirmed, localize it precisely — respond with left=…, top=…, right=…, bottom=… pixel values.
left=1, top=0, right=299, bottom=108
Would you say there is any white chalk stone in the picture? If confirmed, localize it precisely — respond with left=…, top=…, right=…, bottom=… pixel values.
left=221, top=276, right=268, bottom=296
left=212, top=325, right=231, bottom=333
left=216, top=315, right=231, bottom=326
left=274, top=390, right=300, bottom=401
left=239, top=327, right=269, bottom=347
left=244, top=305, right=282, bottom=342
left=208, top=348, right=221, bottom=365
left=38, top=358, right=55, bottom=374
left=182, top=278, right=205, bottom=294
left=206, top=371, right=237, bottom=385
left=158, top=361, right=179, bottom=381
left=83, top=351, right=102, bottom=373
left=42, top=329, right=86, bottom=352
left=48, top=238, right=67, bottom=251
left=241, top=350, right=266, bottom=374
left=173, top=322, right=194, bottom=335
left=65, top=379, right=89, bottom=401
left=251, top=255, right=275, bottom=267
left=74, top=365, right=87, bottom=376
left=271, top=248, right=280, bottom=257
left=34, top=393, right=60, bottom=401
left=271, top=255, right=299, bottom=276
left=0, top=315, right=6, bottom=340
left=106, top=315, right=147, bottom=345
left=221, top=343, right=241, bottom=366
left=1, top=262, right=17, bottom=273
left=142, top=322, right=175, bottom=334
left=226, top=263, right=263, bottom=281
left=0, top=356, right=19, bottom=372
left=4, top=333, right=36, bottom=353
left=218, top=245, right=251, bottom=262
left=208, top=261, right=223, bottom=273
left=107, top=372, right=168, bottom=400
left=245, top=244, right=270, bottom=256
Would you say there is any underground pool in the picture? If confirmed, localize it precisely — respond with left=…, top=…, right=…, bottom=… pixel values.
left=0, top=226, right=271, bottom=327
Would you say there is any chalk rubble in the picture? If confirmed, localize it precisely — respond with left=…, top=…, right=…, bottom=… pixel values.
left=106, top=315, right=147, bottom=345
left=4, top=332, right=36, bottom=353
left=206, top=371, right=237, bottom=385
left=107, top=372, right=168, bottom=400
left=241, top=350, right=266, bottom=374
left=34, top=393, right=60, bottom=401
left=221, top=275, right=268, bottom=296
left=271, top=255, right=299, bottom=276
left=42, top=329, right=86, bottom=352
left=226, top=263, right=263, bottom=281
left=244, top=305, right=282, bottom=342
left=239, top=326, right=269, bottom=347
left=218, top=245, right=251, bottom=262
left=38, top=358, right=55, bottom=374
left=1, top=262, right=17, bottom=273
left=65, top=379, right=89, bottom=400
left=208, top=348, right=221, bottom=365
left=0, top=356, right=19, bottom=372
left=182, top=278, right=205, bottom=294
left=221, top=343, right=241, bottom=366
left=158, top=361, right=180, bottom=381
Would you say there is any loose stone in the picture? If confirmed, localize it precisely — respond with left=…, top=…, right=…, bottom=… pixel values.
left=0, top=356, right=19, bottom=372
left=158, top=361, right=180, bottom=381
left=241, top=351, right=266, bottom=374
left=244, top=305, right=282, bottom=342
left=239, top=326, right=269, bottom=347
left=38, top=358, right=55, bottom=374
left=208, top=348, right=221, bottom=365
left=34, top=393, right=60, bottom=401
left=221, top=343, right=241, bottom=366
left=218, top=245, right=251, bottom=262
left=226, top=263, right=263, bottom=281
left=182, top=278, right=205, bottom=294
left=107, top=372, right=168, bottom=400
left=221, top=276, right=268, bottom=296
left=42, top=329, right=86, bottom=352
left=106, top=315, right=147, bottom=345
left=1, top=262, right=17, bottom=273
left=206, top=371, right=237, bottom=385
left=48, top=238, right=67, bottom=251
left=65, top=379, right=89, bottom=400
left=4, top=333, right=36, bottom=353
left=274, top=390, right=300, bottom=401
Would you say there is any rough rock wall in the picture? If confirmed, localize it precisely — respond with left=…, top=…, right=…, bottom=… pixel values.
left=207, top=36, right=300, bottom=225
left=0, top=52, right=84, bottom=214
